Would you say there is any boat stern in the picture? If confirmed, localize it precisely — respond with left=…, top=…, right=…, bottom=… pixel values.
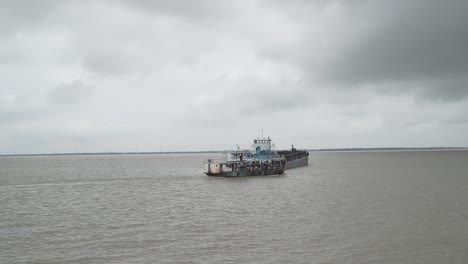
left=204, top=160, right=232, bottom=176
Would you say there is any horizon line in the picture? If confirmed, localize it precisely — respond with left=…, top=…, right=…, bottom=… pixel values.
left=1, top=147, right=468, bottom=157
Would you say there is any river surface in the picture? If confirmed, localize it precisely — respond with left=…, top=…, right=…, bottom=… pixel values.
left=1, top=151, right=467, bottom=263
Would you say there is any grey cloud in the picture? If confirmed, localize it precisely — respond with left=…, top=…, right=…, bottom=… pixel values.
left=187, top=76, right=312, bottom=127
left=48, top=80, right=95, bottom=104
left=261, top=0, right=468, bottom=101
left=119, top=0, right=236, bottom=21
left=417, top=77, right=468, bottom=102
left=323, top=1, right=468, bottom=83
left=262, top=0, right=355, bottom=10
left=82, top=51, right=146, bottom=76
left=0, top=94, right=50, bottom=125
left=0, top=94, right=24, bottom=124
left=0, top=0, right=60, bottom=35
left=0, top=110, right=40, bottom=125
left=0, top=45, right=22, bottom=64
left=239, top=84, right=311, bottom=115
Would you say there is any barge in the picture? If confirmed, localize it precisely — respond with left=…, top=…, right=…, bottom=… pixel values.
left=204, top=136, right=309, bottom=177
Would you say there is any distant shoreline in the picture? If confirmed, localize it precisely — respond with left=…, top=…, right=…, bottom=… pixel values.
left=1, top=147, right=467, bottom=157
left=310, top=147, right=468, bottom=152
left=0, top=151, right=222, bottom=157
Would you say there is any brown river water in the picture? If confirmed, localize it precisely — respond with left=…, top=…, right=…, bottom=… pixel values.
left=1, top=151, right=467, bottom=263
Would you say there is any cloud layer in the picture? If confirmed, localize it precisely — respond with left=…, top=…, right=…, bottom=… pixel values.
left=1, top=0, right=468, bottom=153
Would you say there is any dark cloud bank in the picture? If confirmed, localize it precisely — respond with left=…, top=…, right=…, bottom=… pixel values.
left=261, top=0, right=468, bottom=101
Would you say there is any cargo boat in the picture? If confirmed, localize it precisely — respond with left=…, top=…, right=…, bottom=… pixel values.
left=204, top=136, right=309, bottom=177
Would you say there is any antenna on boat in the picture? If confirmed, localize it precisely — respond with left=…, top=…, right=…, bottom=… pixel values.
left=261, top=128, right=264, bottom=139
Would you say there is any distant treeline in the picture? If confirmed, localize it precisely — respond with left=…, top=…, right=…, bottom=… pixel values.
left=309, top=147, right=468, bottom=152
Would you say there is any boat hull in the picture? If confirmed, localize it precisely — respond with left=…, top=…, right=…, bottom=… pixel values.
left=278, top=149, right=309, bottom=170
left=206, top=169, right=284, bottom=177
left=204, top=160, right=285, bottom=177
left=285, top=156, right=309, bottom=170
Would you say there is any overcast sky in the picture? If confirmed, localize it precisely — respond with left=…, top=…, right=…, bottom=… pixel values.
left=1, top=0, right=468, bottom=153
